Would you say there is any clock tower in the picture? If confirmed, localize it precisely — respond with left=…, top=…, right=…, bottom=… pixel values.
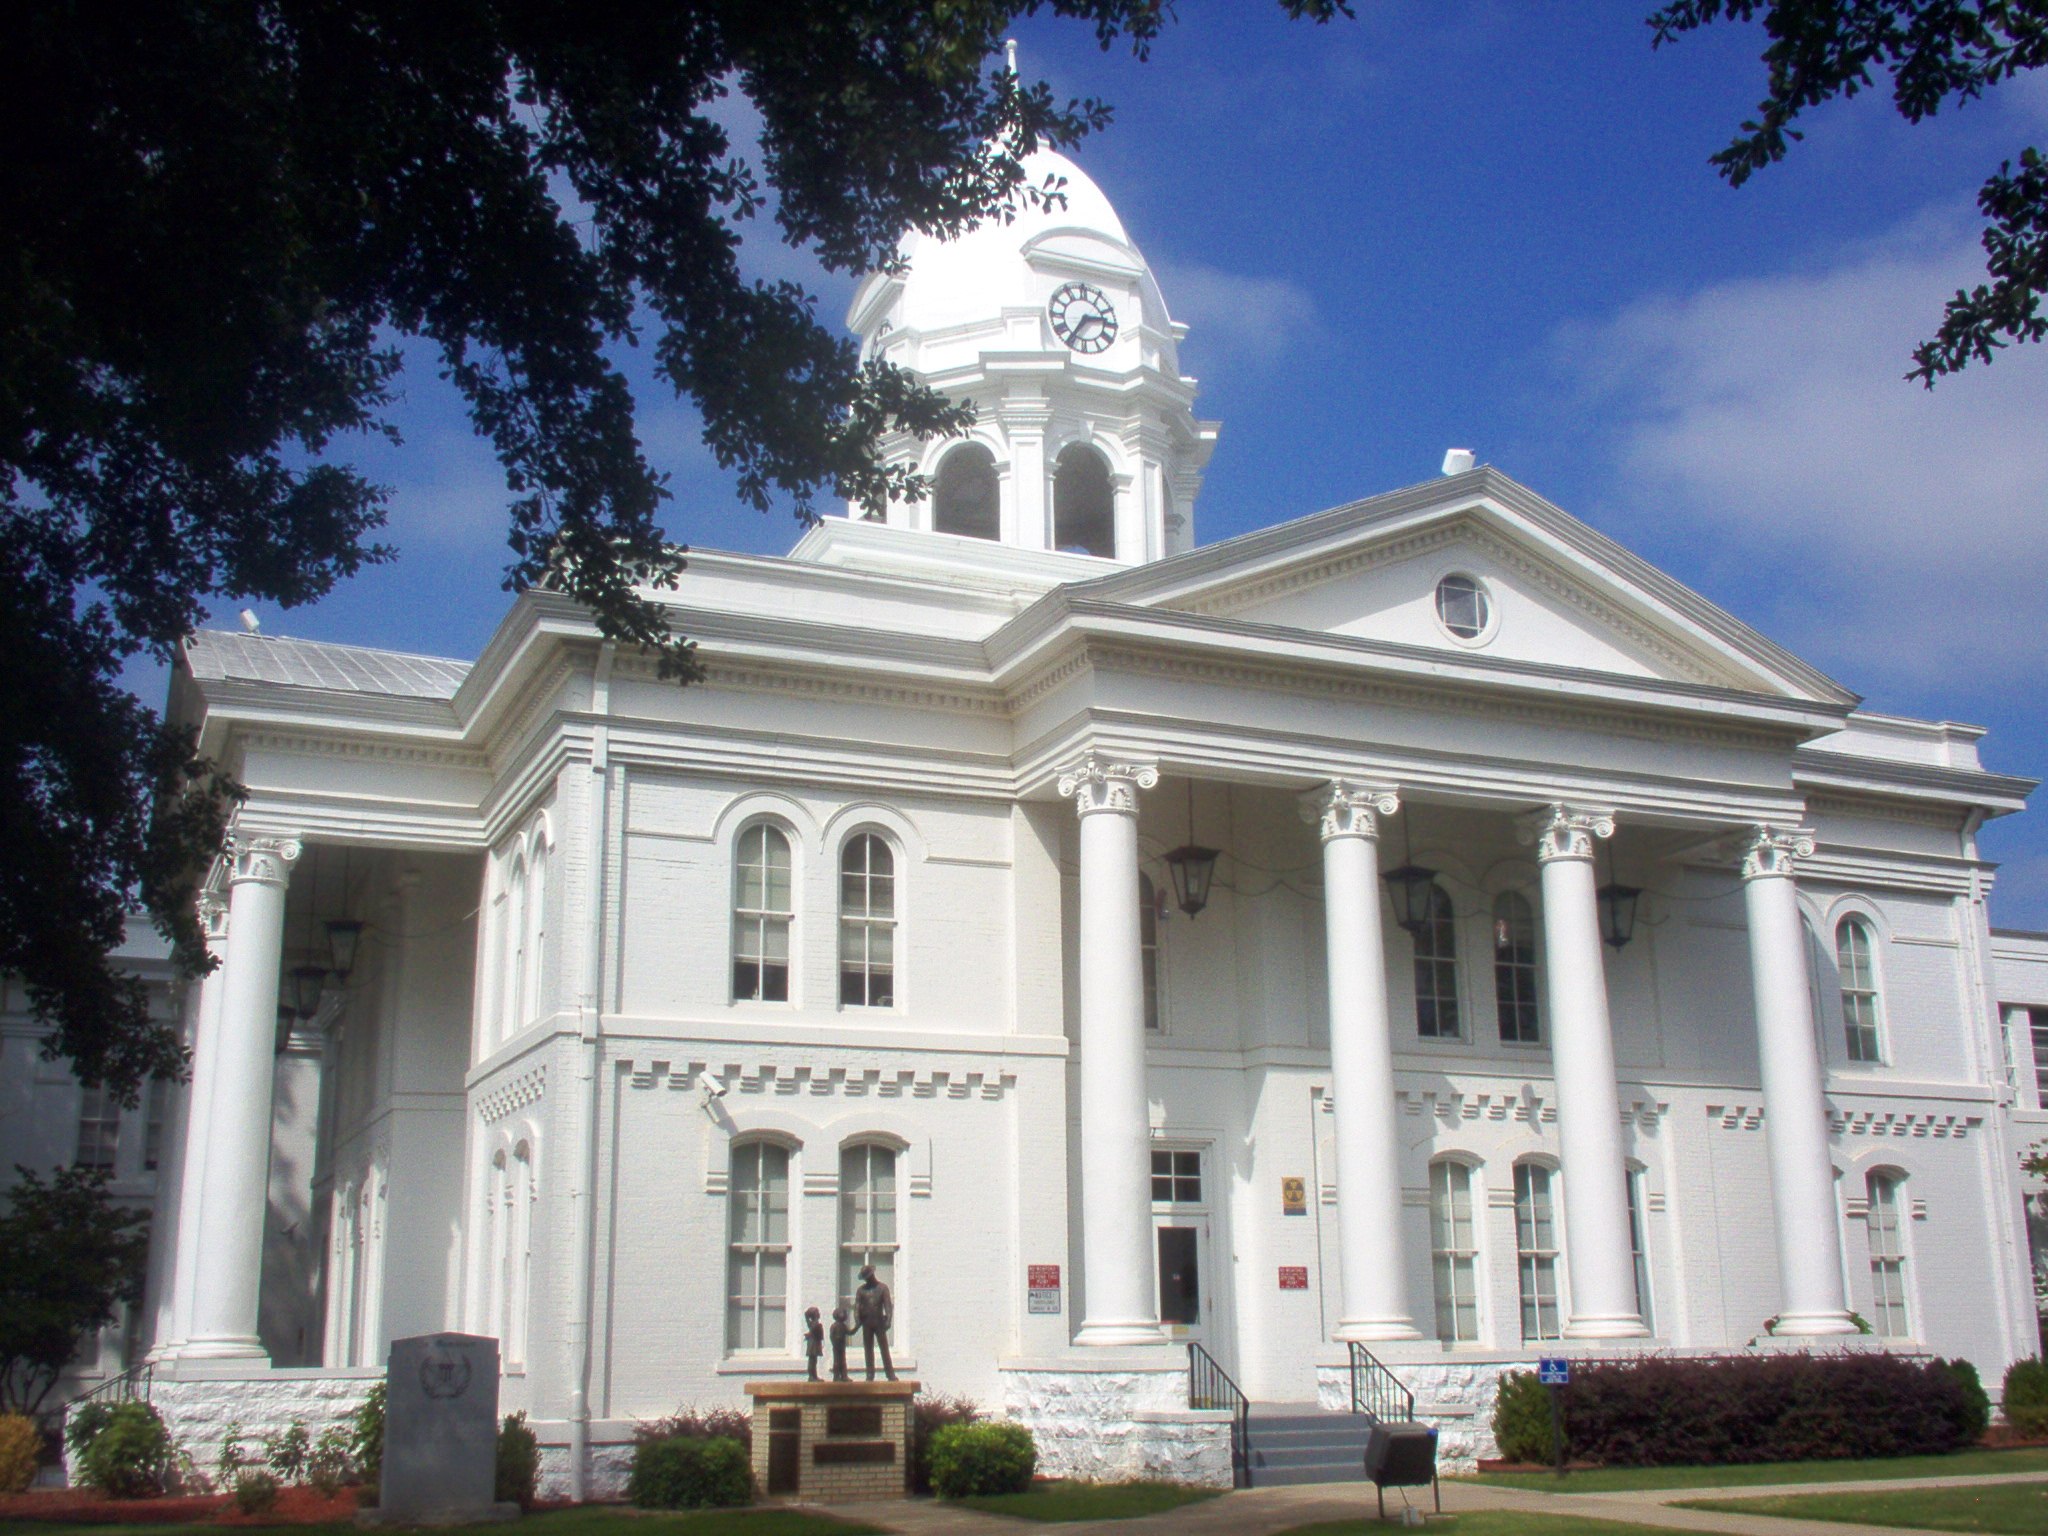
left=844, top=148, right=1219, bottom=564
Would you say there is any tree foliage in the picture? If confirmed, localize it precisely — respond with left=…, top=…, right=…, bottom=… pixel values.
left=1649, top=1, right=2048, bottom=381
left=2, top=1, right=1351, bottom=1100
left=0, top=1166, right=151, bottom=1415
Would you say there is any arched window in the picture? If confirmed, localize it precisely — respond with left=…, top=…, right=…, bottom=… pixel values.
left=838, top=1143, right=899, bottom=1321
left=505, top=1142, right=534, bottom=1370
left=523, top=838, right=547, bottom=1029
left=486, top=1152, right=508, bottom=1347
left=1836, top=917, right=1883, bottom=1063
left=505, top=855, right=528, bottom=1038
left=1513, top=1163, right=1561, bottom=1342
left=1139, top=873, right=1160, bottom=1032
left=932, top=443, right=999, bottom=541
left=733, top=824, right=794, bottom=1002
left=839, top=834, right=896, bottom=1007
left=1414, top=882, right=1460, bottom=1039
left=1492, top=891, right=1539, bottom=1044
left=1053, top=443, right=1115, bottom=557
left=1866, top=1171, right=1909, bottom=1337
left=727, top=1141, right=791, bottom=1351
left=1429, top=1160, right=1479, bottom=1343
left=1626, top=1164, right=1654, bottom=1333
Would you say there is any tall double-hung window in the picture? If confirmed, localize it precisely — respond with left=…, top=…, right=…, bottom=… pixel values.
left=1836, top=917, right=1883, bottom=1063
left=1866, top=1172, right=1909, bottom=1338
left=727, top=1141, right=791, bottom=1350
left=1414, top=883, right=1460, bottom=1039
left=1492, top=892, right=1540, bottom=1044
left=1429, top=1160, right=1479, bottom=1343
left=839, top=834, right=896, bottom=1007
left=838, top=1143, right=899, bottom=1317
left=1513, top=1163, right=1561, bottom=1341
left=733, top=824, right=794, bottom=1002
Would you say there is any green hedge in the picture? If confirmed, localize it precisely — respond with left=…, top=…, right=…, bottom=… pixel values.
left=2005, top=1358, right=2048, bottom=1436
left=927, top=1421, right=1034, bottom=1498
left=71, top=1401, right=172, bottom=1498
left=1490, top=1354, right=1981, bottom=1468
left=496, top=1412, right=539, bottom=1510
left=627, top=1435, right=753, bottom=1509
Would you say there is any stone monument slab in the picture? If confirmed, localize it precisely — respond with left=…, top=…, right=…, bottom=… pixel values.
left=375, top=1333, right=516, bottom=1524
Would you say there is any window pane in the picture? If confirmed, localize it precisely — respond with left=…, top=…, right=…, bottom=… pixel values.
left=1415, top=884, right=1460, bottom=1037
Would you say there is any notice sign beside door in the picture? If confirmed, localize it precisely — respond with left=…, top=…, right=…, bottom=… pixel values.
left=1281, top=1176, right=1307, bottom=1214
left=1027, top=1264, right=1061, bottom=1315
left=1278, top=1265, right=1310, bottom=1290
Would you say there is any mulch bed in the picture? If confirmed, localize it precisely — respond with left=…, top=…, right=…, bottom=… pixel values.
left=0, top=1485, right=361, bottom=1526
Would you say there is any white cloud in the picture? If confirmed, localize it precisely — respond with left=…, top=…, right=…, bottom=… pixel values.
left=1560, top=208, right=2048, bottom=689
left=1153, top=258, right=1319, bottom=372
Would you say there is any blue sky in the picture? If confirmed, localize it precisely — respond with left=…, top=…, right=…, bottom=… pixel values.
left=197, top=1, right=2048, bottom=926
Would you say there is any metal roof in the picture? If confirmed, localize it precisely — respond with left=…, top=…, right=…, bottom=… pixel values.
left=184, top=630, right=471, bottom=700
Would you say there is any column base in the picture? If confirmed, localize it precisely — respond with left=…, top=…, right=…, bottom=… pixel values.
left=1767, top=1310, right=1863, bottom=1338
left=1334, top=1318, right=1422, bottom=1343
left=1564, top=1313, right=1650, bottom=1340
left=175, top=1336, right=271, bottom=1363
left=1074, top=1317, right=1170, bottom=1348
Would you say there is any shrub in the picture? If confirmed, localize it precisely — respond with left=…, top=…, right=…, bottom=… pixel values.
left=927, top=1421, right=1034, bottom=1499
left=232, top=1469, right=280, bottom=1514
left=350, top=1383, right=386, bottom=1491
left=307, top=1425, right=354, bottom=1496
left=496, top=1413, right=539, bottom=1510
left=0, top=1413, right=39, bottom=1494
left=911, top=1394, right=981, bottom=1496
left=74, top=1401, right=172, bottom=1497
left=1529, top=1354, right=1976, bottom=1468
left=266, top=1421, right=310, bottom=1484
left=63, top=1401, right=114, bottom=1461
left=626, top=1435, right=753, bottom=1510
left=1939, top=1360, right=1991, bottom=1442
left=634, top=1404, right=752, bottom=1454
left=2005, top=1358, right=2048, bottom=1436
left=1490, top=1371, right=1557, bottom=1465
left=216, top=1420, right=249, bottom=1487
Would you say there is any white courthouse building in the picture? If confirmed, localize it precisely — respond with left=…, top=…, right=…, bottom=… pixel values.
left=27, top=149, right=2048, bottom=1489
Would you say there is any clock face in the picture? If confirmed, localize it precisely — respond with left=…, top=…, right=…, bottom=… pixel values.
left=1049, top=282, right=1118, bottom=354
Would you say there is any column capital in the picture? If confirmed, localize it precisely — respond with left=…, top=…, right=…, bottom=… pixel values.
left=1056, top=754, right=1158, bottom=818
left=1516, top=804, right=1615, bottom=863
left=1740, top=824, right=1816, bottom=881
left=198, top=892, right=230, bottom=941
left=1298, top=781, right=1400, bottom=842
left=229, top=836, right=301, bottom=888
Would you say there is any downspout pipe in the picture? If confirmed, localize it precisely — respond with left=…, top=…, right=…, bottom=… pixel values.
left=567, top=642, right=615, bottom=1501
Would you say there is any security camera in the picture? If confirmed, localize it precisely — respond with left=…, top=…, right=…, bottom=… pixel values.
left=700, top=1076, right=728, bottom=1101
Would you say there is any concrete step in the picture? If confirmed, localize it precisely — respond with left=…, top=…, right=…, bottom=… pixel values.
left=1247, top=1426, right=1375, bottom=1452
left=1249, top=1444, right=1371, bottom=1471
left=1245, top=1462, right=1372, bottom=1487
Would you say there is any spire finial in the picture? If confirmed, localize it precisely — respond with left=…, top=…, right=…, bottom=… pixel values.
left=1005, top=37, right=1019, bottom=77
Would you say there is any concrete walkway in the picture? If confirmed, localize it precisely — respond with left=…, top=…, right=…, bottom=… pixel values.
left=818, top=1468, right=2048, bottom=1536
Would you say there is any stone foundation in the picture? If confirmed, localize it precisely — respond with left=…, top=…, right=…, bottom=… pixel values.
left=67, top=1367, right=382, bottom=1485
left=998, top=1356, right=1234, bottom=1487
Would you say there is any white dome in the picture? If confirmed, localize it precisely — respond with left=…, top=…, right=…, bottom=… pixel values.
left=849, top=149, right=1178, bottom=366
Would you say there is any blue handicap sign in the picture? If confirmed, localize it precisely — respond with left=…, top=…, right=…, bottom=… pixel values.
left=1538, top=1357, right=1570, bottom=1386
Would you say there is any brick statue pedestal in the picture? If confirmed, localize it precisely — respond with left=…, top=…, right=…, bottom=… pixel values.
left=744, top=1379, right=919, bottom=1501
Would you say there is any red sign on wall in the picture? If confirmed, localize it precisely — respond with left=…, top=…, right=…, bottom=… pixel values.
left=1278, top=1266, right=1310, bottom=1290
left=1027, top=1265, right=1060, bottom=1290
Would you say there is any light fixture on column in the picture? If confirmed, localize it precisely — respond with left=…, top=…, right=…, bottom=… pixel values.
left=290, top=963, right=328, bottom=1019
left=1162, top=780, right=1220, bottom=917
left=1382, top=809, right=1438, bottom=936
left=325, top=919, right=364, bottom=980
left=1596, top=841, right=1641, bottom=950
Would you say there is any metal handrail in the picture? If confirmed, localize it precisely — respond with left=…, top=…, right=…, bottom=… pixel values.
left=1187, top=1342, right=1250, bottom=1489
left=61, top=1360, right=153, bottom=1415
left=1347, top=1341, right=1413, bottom=1423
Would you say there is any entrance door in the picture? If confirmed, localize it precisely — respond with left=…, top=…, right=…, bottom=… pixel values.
left=1150, top=1146, right=1211, bottom=1345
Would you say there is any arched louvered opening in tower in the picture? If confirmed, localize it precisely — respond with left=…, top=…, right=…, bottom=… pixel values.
left=932, top=443, right=1000, bottom=540
left=1053, top=443, right=1114, bottom=557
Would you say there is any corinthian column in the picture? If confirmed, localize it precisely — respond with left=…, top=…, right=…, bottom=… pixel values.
left=1301, top=782, right=1419, bottom=1340
left=155, top=894, right=231, bottom=1359
left=1058, top=753, right=1165, bottom=1347
left=184, top=835, right=300, bottom=1360
left=1740, top=825, right=1858, bottom=1335
left=1519, top=805, right=1646, bottom=1339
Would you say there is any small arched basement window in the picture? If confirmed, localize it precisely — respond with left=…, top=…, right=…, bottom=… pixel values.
left=1053, top=444, right=1115, bottom=558
left=933, top=444, right=1000, bottom=540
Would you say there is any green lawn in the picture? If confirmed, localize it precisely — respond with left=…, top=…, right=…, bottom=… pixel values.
left=1680, top=1481, right=2048, bottom=1534
left=951, top=1480, right=1223, bottom=1521
left=0, top=1510, right=879, bottom=1536
left=1457, top=1445, right=2048, bottom=1494
left=1276, top=1513, right=1715, bottom=1536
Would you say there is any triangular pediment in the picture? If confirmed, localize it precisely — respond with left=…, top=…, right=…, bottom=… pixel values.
left=1073, top=468, right=1857, bottom=706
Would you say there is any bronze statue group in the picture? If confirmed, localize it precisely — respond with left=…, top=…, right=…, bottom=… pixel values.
left=804, top=1264, right=896, bottom=1382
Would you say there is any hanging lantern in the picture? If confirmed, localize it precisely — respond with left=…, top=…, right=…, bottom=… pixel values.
left=1597, top=882, right=1642, bottom=949
left=1163, top=843, right=1221, bottom=917
left=1382, top=863, right=1439, bottom=935
left=290, top=964, right=329, bottom=1018
left=325, top=919, right=364, bottom=980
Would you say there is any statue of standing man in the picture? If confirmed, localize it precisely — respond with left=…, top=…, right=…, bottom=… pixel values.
left=853, top=1264, right=896, bottom=1381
